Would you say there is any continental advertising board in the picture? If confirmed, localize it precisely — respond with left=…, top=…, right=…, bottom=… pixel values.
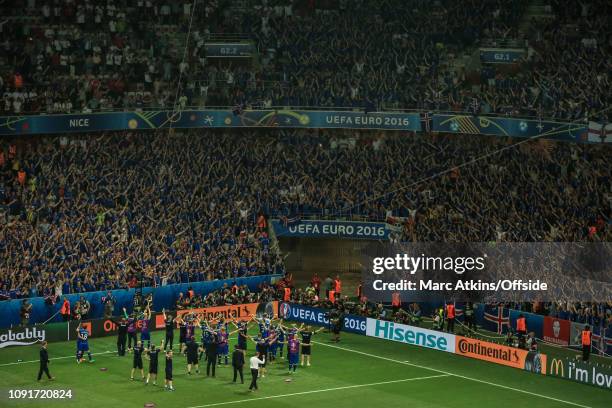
left=166, top=302, right=278, bottom=328
left=68, top=317, right=153, bottom=339
left=455, top=336, right=547, bottom=374
left=548, top=358, right=612, bottom=390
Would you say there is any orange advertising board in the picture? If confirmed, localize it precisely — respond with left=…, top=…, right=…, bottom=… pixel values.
left=455, top=335, right=547, bottom=375
left=155, top=302, right=278, bottom=329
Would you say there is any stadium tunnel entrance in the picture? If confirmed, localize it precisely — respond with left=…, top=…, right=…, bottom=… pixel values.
left=277, top=237, right=371, bottom=296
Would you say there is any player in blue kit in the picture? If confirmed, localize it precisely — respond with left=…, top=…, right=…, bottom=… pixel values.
left=197, top=316, right=212, bottom=361
left=139, top=306, right=152, bottom=349
left=216, top=326, right=230, bottom=365
left=280, top=322, right=303, bottom=343
left=267, top=326, right=279, bottom=362
left=76, top=323, right=94, bottom=363
left=233, top=321, right=249, bottom=351
left=287, top=336, right=300, bottom=374
left=252, top=314, right=271, bottom=337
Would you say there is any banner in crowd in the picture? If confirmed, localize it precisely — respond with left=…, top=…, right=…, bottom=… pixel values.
left=548, top=358, right=612, bottom=389
left=432, top=114, right=588, bottom=142
left=278, top=302, right=366, bottom=335
left=0, top=322, right=69, bottom=349
left=479, top=48, right=525, bottom=64
left=0, top=275, right=279, bottom=328
left=543, top=316, right=570, bottom=346
left=570, top=321, right=587, bottom=347
left=365, top=318, right=455, bottom=353
left=0, top=110, right=421, bottom=135
left=169, top=302, right=278, bottom=327
left=478, top=305, right=515, bottom=334
left=476, top=305, right=545, bottom=338
left=271, top=219, right=390, bottom=240
left=205, top=42, right=255, bottom=58
left=455, top=335, right=547, bottom=374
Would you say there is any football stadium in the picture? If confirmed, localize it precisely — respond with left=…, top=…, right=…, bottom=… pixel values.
left=0, top=1, right=610, bottom=407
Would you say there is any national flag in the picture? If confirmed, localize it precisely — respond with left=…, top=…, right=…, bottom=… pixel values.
left=421, top=112, right=432, bottom=132
left=470, top=98, right=480, bottom=114
left=483, top=305, right=510, bottom=334
left=587, top=121, right=612, bottom=143
left=592, top=326, right=612, bottom=355
left=569, top=321, right=586, bottom=346
left=453, top=301, right=464, bottom=318
left=282, top=215, right=301, bottom=228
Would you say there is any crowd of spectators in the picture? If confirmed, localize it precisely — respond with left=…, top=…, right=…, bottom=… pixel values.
left=174, top=282, right=279, bottom=310
left=478, top=0, right=611, bottom=120
left=1, top=129, right=609, bottom=301
left=0, top=129, right=291, bottom=301
left=3, top=0, right=609, bottom=120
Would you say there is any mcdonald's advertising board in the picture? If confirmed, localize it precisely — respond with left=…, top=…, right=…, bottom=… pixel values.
left=548, top=358, right=612, bottom=389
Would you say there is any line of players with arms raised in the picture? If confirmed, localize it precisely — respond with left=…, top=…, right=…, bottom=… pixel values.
left=74, top=305, right=323, bottom=391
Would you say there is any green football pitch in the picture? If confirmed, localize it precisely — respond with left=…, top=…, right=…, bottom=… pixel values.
left=0, top=326, right=609, bottom=408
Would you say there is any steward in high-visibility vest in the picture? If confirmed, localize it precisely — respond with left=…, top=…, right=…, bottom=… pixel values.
left=329, top=290, right=336, bottom=304
left=334, top=277, right=341, bottom=298
left=445, top=303, right=455, bottom=333
left=283, top=287, right=291, bottom=302
left=60, top=298, right=71, bottom=321
left=391, top=292, right=401, bottom=311
left=582, top=325, right=592, bottom=362
left=516, top=316, right=527, bottom=333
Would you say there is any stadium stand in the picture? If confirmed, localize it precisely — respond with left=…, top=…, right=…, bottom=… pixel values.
left=0, top=130, right=609, bottom=301
left=3, top=0, right=608, bottom=119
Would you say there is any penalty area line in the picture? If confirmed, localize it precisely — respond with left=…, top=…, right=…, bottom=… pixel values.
left=185, top=374, right=450, bottom=408
left=0, top=350, right=115, bottom=367
left=314, top=341, right=593, bottom=408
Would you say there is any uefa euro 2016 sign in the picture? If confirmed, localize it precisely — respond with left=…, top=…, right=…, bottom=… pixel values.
left=0, top=110, right=421, bottom=136
left=278, top=302, right=366, bottom=335
left=271, top=220, right=390, bottom=240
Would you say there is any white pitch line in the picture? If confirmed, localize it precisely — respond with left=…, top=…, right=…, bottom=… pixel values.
left=314, top=341, right=594, bottom=408
left=186, top=374, right=451, bottom=408
left=0, top=350, right=114, bottom=367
